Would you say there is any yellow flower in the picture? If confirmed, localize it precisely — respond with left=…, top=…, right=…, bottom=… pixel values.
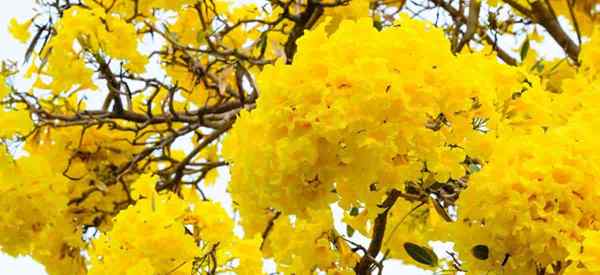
left=429, top=147, right=466, bottom=183
left=568, top=231, right=600, bottom=273
left=131, top=173, right=158, bottom=199
left=0, top=75, right=9, bottom=98
left=8, top=18, right=32, bottom=43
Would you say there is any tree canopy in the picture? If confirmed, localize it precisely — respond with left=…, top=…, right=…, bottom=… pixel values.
left=1, top=0, right=599, bottom=274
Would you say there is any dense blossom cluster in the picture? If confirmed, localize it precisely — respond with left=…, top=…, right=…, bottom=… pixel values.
left=88, top=174, right=263, bottom=275
left=445, top=29, right=600, bottom=274
left=30, top=4, right=147, bottom=94
left=224, top=16, right=544, bottom=232
left=0, top=126, right=142, bottom=274
left=224, top=14, right=600, bottom=275
left=264, top=209, right=358, bottom=274
left=1, top=0, right=600, bottom=274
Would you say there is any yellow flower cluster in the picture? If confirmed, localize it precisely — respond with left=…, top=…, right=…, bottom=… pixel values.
left=8, top=18, right=32, bottom=43
left=88, top=174, right=263, bottom=275
left=48, top=127, right=142, bottom=230
left=567, top=231, right=600, bottom=274
left=31, top=5, right=147, bottom=95
left=223, top=16, right=545, bottom=234
left=443, top=27, right=600, bottom=274
left=0, top=148, right=86, bottom=275
left=0, top=125, right=142, bottom=275
left=446, top=129, right=600, bottom=273
left=0, top=107, right=32, bottom=138
left=265, top=209, right=357, bottom=274
left=322, top=0, right=371, bottom=33
left=4, top=0, right=600, bottom=273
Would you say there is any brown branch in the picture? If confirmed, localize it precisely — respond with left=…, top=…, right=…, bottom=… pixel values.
left=92, top=53, right=125, bottom=113
left=283, top=1, right=324, bottom=64
left=429, top=0, right=518, bottom=65
left=503, top=0, right=533, bottom=16
left=454, top=0, right=481, bottom=53
left=483, top=33, right=518, bottom=66
left=354, top=189, right=414, bottom=274
left=160, top=118, right=235, bottom=191
left=260, top=210, right=282, bottom=250
left=565, top=0, right=582, bottom=47
left=525, top=0, right=580, bottom=62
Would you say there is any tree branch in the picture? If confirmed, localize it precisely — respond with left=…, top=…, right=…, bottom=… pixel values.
left=526, top=0, right=579, bottom=62
left=354, top=189, right=407, bottom=274
left=284, top=1, right=324, bottom=64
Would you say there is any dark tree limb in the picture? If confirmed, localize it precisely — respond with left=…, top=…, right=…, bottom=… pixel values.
left=260, top=210, right=282, bottom=250
left=354, top=189, right=406, bottom=275
left=514, top=0, right=580, bottom=63
left=284, top=1, right=324, bottom=64
left=429, top=0, right=518, bottom=66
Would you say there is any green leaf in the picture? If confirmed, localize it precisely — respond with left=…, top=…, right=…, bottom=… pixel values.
left=373, top=20, right=384, bottom=31
left=403, top=242, right=438, bottom=267
left=349, top=207, right=359, bottom=216
left=346, top=224, right=355, bottom=237
left=520, top=38, right=530, bottom=62
left=472, top=244, right=489, bottom=260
